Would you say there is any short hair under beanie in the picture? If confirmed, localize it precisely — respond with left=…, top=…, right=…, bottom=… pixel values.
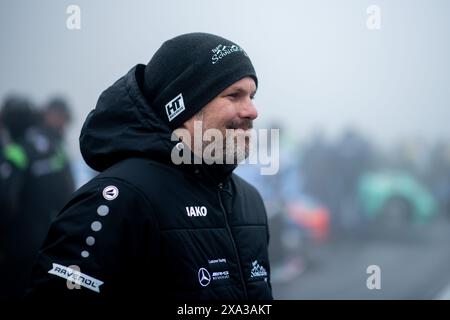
left=143, top=32, right=257, bottom=129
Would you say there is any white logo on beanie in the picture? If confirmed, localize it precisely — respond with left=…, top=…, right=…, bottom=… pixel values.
left=211, top=44, right=247, bottom=64
left=165, top=93, right=186, bottom=121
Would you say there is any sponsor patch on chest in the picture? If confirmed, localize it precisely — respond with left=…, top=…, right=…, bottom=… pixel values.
left=186, top=206, right=208, bottom=217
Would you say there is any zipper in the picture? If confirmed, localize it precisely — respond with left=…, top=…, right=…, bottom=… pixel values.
left=217, top=182, right=248, bottom=299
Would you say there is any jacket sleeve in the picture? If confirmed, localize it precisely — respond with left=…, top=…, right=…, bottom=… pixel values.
left=25, top=177, right=160, bottom=303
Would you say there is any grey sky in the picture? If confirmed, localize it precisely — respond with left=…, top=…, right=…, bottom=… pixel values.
left=1, top=0, right=449, bottom=157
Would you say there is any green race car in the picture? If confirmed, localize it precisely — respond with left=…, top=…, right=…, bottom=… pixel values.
left=358, top=171, right=437, bottom=225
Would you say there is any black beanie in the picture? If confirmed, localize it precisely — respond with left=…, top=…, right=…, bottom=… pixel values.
left=143, top=33, right=257, bottom=129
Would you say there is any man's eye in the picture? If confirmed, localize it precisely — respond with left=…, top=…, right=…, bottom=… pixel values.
left=227, top=93, right=239, bottom=98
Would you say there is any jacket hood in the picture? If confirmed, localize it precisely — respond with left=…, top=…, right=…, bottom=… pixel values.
left=80, top=64, right=176, bottom=172
left=80, top=64, right=236, bottom=183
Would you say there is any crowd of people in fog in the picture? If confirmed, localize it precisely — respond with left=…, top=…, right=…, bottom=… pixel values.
left=0, top=95, right=75, bottom=299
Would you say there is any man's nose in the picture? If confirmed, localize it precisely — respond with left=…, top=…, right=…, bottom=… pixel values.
left=239, top=100, right=258, bottom=120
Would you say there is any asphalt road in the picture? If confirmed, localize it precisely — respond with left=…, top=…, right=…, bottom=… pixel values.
left=272, top=218, right=450, bottom=299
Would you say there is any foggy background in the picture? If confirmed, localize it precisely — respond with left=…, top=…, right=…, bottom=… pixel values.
left=1, top=0, right=450, bottom=300
left=1, top=0, right=449, bottom=155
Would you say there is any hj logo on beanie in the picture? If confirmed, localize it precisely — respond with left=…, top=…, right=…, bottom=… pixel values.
left=165, top=93, right=186, bottom=121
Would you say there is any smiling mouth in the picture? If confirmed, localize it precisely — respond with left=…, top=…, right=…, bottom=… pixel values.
left=226, top=120, right=253, bottom=131
left=227, top=126, right=248, bottom=130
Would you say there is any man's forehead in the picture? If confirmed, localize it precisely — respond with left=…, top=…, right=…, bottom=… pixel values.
left=226, top=77, right=257, bottom=92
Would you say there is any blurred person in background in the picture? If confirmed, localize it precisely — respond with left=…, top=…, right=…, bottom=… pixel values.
left=40, top=96, right=99, bottom=189
left=332, top=128, right=373, bottom=232
left=0, top=95, right=38, bottom=299
left=39, top=96, right=75, bottom=214
left=302, top=128, right=373, bottom=235
left=0, top=95, right=75, bottom=300
left=41, top=96, right=72, bottom=144
left=302, top=130, right=333, bottom=209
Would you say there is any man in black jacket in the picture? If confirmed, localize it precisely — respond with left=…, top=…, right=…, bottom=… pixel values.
left=28, top=33, right=272, bottom=303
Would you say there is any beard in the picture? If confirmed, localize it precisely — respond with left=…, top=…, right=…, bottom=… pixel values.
left=202, top=119, right=253, bottom=164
